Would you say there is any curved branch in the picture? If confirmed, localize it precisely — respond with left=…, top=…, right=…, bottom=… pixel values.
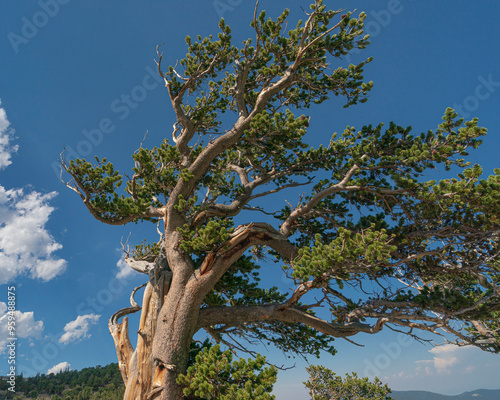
left=280, top=155, right=368, bottom=235
left=198, top=287, right=500, bottom=351
left=156, top=46, right=195, bottom=161
left=192, top=223, right=298, bottom=295
left=193, top=176, right=311, bottom=226
left=109, top=283, right=147, bottom=326
left=158, top=44, right=224, bottom=166
left=60, top=156, right=165, bottom=226
left=197, top=303, right=381, bottom=338
left=224, top=222, right=298, bottom=259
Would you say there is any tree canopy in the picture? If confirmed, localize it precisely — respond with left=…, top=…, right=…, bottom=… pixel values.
left=61, top=1, right=500, bottom=398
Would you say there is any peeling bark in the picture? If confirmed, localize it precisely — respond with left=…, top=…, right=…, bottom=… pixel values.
left=109, top=270, right=172, bottom=400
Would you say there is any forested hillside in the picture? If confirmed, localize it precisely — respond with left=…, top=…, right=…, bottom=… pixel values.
left=0, top=363, right=124, bottom=399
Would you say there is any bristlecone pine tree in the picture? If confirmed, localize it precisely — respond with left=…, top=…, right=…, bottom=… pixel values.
left=62, top=1, right=500, bottom=399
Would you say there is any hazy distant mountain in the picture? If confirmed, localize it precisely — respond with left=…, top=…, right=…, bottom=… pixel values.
left=391, top=389, right=500, bottom=400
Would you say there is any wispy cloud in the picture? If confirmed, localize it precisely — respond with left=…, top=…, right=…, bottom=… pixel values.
left=465, top=365, right=477, bottom=373
left=59, top=314, right=100, bottom=344
left=0, top=302, right=44, bottom=353
left=48, top=361, right=71, bottom=375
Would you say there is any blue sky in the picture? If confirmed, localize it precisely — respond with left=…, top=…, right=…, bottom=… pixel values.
left=0, top=0, right=500, bottom=398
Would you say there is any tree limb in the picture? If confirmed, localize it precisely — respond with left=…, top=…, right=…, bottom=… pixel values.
left=280, top=155, right=368, bottom=235
left=198, top=303, right=383, bottom=338
left=60, top=155, right=165, bottom=226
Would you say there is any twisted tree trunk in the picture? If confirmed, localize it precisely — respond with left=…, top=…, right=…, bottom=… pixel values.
left=151, top=287, right=202, bottom=400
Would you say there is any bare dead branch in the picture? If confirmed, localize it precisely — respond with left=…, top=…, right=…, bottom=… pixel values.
left=109, top=283, right=148, bottom=326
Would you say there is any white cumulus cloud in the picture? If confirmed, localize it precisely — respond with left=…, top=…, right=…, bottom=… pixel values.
left=433, top=356, right=458, bottom=374
left=429, top=345, right=462, bottom=374
left=48, top=361, right=71, bottom=375
left=59, top=314, right=100, bottom=344
left=416, top=344, right=473, bottom=375
left=0, top=301, right=44, bottom=354
left=0, top=100, right=18, bottom=169
left=0, top=187, right=67, bottom=283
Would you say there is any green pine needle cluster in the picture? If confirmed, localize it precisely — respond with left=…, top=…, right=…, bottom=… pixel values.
left=304, top=365, right=392, bottom=400
left=176, top=345, right=277, bottom=400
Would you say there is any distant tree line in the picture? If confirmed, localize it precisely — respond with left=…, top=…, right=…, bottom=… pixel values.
left=0, top=363, right=124, bottom=399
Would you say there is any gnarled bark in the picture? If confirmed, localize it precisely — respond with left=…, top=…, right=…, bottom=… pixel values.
left=152, top=290, right=201, bottom=400
left=109, top=270, right=172, bottom=400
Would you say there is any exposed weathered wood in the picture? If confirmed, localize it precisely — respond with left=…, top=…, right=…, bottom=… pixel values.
left=109, top=317, right=134, bottom=385
left=118, top=270, right=172, bottom=400
left=109, top=283, right=146, bottom=386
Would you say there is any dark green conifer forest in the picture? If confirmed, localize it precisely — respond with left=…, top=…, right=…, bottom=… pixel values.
left=0, top=364, right=124, bottom=400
